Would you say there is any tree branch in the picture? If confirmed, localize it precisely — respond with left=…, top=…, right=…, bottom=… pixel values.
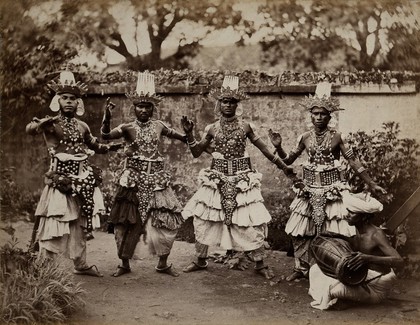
left=161, top=9, right=182, bottom=40
left=106, top=32, right=133, bottom=59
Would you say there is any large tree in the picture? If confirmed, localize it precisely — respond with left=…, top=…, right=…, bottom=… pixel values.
left=54, top=0, right=245, bottom=70
left=258, top=0, right=420, bottom=71
left=0, top=0, right=248, bottom=130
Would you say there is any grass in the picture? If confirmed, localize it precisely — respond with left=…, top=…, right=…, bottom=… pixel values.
left=0, top=239, right=85, bottom=324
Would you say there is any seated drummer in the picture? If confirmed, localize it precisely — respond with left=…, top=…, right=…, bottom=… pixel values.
left=308, top=193, right=404, bottom=310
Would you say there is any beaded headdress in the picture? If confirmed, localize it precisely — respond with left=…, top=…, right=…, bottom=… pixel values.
left=126, top=72, right=163, bottom=107
left=301, top=82, right=343, bottom=113
left=48, top=71, right=88, bottom=97
left=209, top=75, right=249, bottom=102
left=48, top=71, right=87, bottom=115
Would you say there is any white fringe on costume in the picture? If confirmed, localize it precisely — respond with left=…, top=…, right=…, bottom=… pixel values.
left=182, top=168, right=271, bottom=251
left=286, top=189, right=383, bottom=237
left=308, top=263, right=396, bottom=310
left=35, top=186, right=104, bottom=241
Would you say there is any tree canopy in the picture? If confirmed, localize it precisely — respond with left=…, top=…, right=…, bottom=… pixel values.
left=1, top=0, right=419, bottom=121
left=54, top=0, right=246, bottom=70
left=257, top=0, right=420, bottom=71
left=0, top=0, right=77, bottom=136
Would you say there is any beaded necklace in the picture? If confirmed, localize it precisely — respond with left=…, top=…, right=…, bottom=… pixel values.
left=308, top=128, right=335, bottom=165
left=130, top=120, right=158, bottom=157
left=214, top=116, right=246, bottom=159
left=58, top=115, right=84, bottom=153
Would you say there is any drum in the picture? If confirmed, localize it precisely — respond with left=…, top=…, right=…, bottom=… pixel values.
left=310, top=236, right=368, bottom=286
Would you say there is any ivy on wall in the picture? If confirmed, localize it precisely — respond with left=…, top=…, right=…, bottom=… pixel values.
left=66, top=66, right=420, bottom=92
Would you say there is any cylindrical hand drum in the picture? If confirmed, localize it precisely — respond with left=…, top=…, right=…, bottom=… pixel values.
left=310, top=236, right=368, bottom=286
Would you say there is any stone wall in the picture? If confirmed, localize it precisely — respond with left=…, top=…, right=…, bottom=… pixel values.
left=2, top=82, right=419, bottom=199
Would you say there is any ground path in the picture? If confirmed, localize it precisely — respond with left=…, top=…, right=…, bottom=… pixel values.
left=2, top=220, right=420, bottom=325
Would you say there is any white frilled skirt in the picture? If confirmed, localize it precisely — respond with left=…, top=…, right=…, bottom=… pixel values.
left=182, top=168, right=271, bottom=251
left=35, top=186, right=104, bottom=241
left=285, top=189, right=383, bottom=237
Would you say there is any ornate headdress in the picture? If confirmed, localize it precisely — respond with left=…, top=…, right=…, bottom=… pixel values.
left=48, top=71, right=88, bottom=97
left=209, top=75, right=249, bottom=102
left=126, top=72, right=163, bottom=107
left=47, top=71, right=88, bottom=115
left=301, top=82, right=343, bottom=113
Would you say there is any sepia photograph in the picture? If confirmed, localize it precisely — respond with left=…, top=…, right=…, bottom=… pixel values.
left=1, top=0, right=420, bottom=324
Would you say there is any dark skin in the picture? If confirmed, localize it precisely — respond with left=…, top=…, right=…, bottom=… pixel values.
left=26, top=93, right=121, bottom=153
left=269, top=105, right=387, bottom=281
left=345, top=212, right=403, bottom=273
left=181, top=98, right=296, bottom=177
left=181, top=97, right=298, bottom=279
left=102, top=98, right=186, bottom=276
left=268, top=106, right=387, bottom=197
left=31, top=93, right=79, bottom=131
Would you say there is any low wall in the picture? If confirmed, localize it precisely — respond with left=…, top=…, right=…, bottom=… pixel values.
left=2, top=82, right=419, bottom=198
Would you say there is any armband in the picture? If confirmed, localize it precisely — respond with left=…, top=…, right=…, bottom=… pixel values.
left=272, top=154, right=280, bottom=164
left=343, top=148, right=355, bottom=160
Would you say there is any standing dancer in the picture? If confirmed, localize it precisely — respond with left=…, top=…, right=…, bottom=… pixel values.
left=181, top=75, right=299, bottom=279
left=269, top=82, right=387, bottom=281
left=27, top=70, right=120, bottom=276
left=102, top=72, right=186, bottom=277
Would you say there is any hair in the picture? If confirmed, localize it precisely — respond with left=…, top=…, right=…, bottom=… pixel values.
left=360, top=213, right=373, bottom=224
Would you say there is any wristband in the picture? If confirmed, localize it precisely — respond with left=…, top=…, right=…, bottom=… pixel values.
left=356, top=166, right=367, bottom=174
left=188, top=139, right=197, bottom=147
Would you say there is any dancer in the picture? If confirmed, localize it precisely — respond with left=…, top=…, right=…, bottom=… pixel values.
left=101, top=72, right=186, bottom=277
left=181, top=75, right=299, bottom=279
left=269, top=82, right=387, bottom=281
left=26, top=70, right=120, bottom=276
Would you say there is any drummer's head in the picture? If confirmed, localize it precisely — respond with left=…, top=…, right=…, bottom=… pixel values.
left=346, top=210, right=372, bottom=226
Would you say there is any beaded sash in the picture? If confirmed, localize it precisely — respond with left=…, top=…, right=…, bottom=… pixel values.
left=125, top=157, right=164, bottom=174
left=303, top=166, right=343, bottom=187
left=301, top=165, right=344, bottom=235
left=47, top=154, right=99, bottom=234
left=211, top=157, right=251, bottom=176
left=207, top=169, right=250, bottom=226
left=122, top=163, right=170, bottom=226
left=50, top=157, right=86, bottom=176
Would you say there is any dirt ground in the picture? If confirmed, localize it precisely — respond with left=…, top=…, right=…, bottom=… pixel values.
left=2, top=220, right=420, bottom=325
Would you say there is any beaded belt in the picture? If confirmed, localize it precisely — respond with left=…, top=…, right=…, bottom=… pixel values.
left=303, top=166, right=343, bottom=187
left=126, top=157, right=164, bottom=174
left=211, top=157, right=251, bottom=176
left=50, top=157, right=85, bottom=176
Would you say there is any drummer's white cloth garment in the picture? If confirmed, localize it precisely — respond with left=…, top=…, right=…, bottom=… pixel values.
left=308, top=263, right=396, bottom=310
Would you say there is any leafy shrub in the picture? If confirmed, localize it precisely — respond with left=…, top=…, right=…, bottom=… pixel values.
left=264, top=122, right=420, bottom=254
left=345, top=122, right=420, bottom=278
left=264, top=189, right=295, bottom=250
left=0, top=239, right=85, bottom=324
left=344, top=122, right=420, bottom=225
left=0, top=168, right=40, bottom=222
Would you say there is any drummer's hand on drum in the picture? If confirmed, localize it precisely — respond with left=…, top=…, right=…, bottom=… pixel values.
left=347, top=252, right=369, bottom=271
